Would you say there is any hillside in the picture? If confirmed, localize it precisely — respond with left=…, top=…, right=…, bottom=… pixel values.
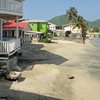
left=49, top=14, right=100, bottom=27
left=90, top=19, right=100, bottom=27
left=48, top=15, right=69, bottom=25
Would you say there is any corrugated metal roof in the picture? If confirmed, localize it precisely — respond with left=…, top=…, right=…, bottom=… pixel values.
left=26, top=19, right=47, bottom=23
left=3, top=21, right=28, bottom=29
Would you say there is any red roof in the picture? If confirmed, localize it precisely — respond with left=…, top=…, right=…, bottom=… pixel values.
left=19, top=21, right=28, bottom=28
left=3, top=21, right=28, bottom=29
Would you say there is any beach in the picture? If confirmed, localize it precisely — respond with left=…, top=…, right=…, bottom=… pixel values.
left=0, top=39, right=100, bottom=100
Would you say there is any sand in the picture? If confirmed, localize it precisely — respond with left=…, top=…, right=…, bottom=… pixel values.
left=0, top=39, right=100, bottom=100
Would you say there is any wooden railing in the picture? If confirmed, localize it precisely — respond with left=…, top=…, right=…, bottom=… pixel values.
left=0, top=38, right=20, bottom=55
left=0, top=41, right=8, bottom=53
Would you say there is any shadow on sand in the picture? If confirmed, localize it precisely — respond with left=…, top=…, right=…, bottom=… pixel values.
left=0, top=42, right=68, bottom=100
left=0, top=87, right=61, bottom=100
left=18, top=42, right=68, bottom=71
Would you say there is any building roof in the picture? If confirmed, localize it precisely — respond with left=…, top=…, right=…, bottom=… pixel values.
left=19, top=21, right=28, bottom=28
left=3, top=21, right=28, bottom=29
left=63, top=23, right=77, bottom=28
left=48, top=22, right=57, bottom=26
left=26, top=19, right=47, bottom=23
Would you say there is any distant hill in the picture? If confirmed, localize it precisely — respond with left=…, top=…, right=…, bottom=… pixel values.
left=90, top=19, right=100, bottom=27
left=49, top=14, right=100, bottom=28
left=48, top=15, right=69, bottom=25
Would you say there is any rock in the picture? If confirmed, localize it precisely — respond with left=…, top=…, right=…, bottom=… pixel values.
left=6, top=71, right=21, bottom=80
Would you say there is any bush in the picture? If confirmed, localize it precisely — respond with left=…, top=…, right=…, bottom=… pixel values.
left=39, top=33, right=52, bottom=43
left=92, top=27, right=99, bottom=32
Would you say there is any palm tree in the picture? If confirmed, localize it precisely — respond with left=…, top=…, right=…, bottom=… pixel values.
left=66, top=7, right=87, bottom=44
left=66, top=7, right=78, bottom=23
left=73, top=15, right=87, bottom=44
left=66, top=7, right=78, bottom=36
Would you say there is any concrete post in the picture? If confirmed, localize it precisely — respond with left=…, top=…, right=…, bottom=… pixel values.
left=0, top=20, right=3, bottom=40
left=16, top=16, right=19, bottom=39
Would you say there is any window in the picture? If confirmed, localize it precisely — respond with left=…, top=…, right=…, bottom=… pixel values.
left=32, top=23, right=34, bottom=26
left=39, top=23, right=42, bottom=29
left=0, top=0, right=6, bottom=9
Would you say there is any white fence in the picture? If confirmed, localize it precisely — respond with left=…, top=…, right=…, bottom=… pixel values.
left=0, top=38, right=20, bottom=54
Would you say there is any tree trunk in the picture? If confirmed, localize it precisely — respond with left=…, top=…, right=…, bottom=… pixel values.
left=82, top=29, right=86, bottom=44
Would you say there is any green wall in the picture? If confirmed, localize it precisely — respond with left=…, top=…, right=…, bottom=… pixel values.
left=29, top=22, right=47, bottom=33
left=30, top=22, right=38, bottom=31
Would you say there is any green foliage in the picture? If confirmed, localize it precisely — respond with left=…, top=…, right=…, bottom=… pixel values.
left=18, top=19, right=26, bottom=22
left=39, top=33, right=52, bottom=43
left=74, top=16, right=88, bottom=29
left=91, top=19, right=100, bottom=27
left=49, top=15, right=69, bottom=25
left=92, top=27, right=100, bottom=32
left=66, top=7, right=78, bottom=23
left=49, top=15, right=100, bottom=28
left=47, top=29, right=53, bottom=33
left=66, top=7, right=88, bottom=44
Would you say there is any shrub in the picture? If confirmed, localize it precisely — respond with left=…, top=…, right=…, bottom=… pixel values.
left=39, top=33, right=52, bottom=43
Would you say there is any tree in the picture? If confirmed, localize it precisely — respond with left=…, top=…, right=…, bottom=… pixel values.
left=66, top=7, right=78, bottom=23
left=73, top=15, right=88, bottom=44
left=39, top=33, right=52, bottom=43
left=66, top=7, right=88, bottom=44
left=92, top=27, right=99, bottom=32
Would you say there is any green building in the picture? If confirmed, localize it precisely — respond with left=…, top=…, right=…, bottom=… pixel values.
left=28, top=20, right=48, bottom=33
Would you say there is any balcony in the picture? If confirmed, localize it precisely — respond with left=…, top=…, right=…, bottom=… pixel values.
left=0, top=38, right=20, bottom=56
left=0, top=0, right=23, bottom=20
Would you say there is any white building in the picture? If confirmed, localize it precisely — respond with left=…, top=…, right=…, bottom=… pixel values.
left=0, top=0, right=24, bottom=70
left=64, top=24, right=81, bottom=34
left=63, top=24, right=82, bottom=38
left=48, top=22, right=56, bottom=31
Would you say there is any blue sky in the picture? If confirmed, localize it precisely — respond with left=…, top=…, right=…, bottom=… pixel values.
left=23, top=0, right=100, bottom=21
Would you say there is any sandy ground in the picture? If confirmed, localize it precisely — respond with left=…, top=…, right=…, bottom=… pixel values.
left=0, top=39, right=100, bottom=100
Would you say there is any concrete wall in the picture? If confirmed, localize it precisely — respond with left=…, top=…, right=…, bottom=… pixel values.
left=64, top=25, right=81, bottom=34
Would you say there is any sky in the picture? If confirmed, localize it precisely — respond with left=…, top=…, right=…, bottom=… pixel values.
left=23, top=0, right=100, bottom=21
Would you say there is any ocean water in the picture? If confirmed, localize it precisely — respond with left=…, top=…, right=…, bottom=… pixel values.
left=91, top=38, right=100, bottom=56
left=93, top=38, right=100, bottom=48
left=89, top=38, right=100, bottom=79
